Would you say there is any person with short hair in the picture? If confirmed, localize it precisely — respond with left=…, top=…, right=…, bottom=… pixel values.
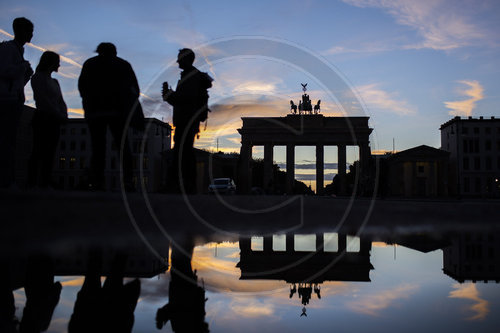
left=162, top=48, right=213, bottom=193
left=78, top=42, right=142, bottom=191
left=0, top=17, right=34, bottom=188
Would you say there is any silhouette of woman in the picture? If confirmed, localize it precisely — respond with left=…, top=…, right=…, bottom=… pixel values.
left=28, top=51, right=67, bottom=188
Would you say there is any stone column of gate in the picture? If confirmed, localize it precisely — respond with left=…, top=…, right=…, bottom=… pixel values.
left=316, top=144, right=324, bottom=195
left=358, top=142, right=371, bottom=195
left=263, top=235, right=273, bottom=253
left=264, top=143, right=274, bottom=193
left=239, top=142, right=252, bottom=194
left=338, top=144, right=347, bottom=195
left=286, top=233, right=294, bottom=253
left=315, top=233, right=324, bottom=252
left=286, top=144, right=295, bottom=194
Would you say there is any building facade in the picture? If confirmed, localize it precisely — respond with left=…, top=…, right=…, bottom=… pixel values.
left=53, top=118, right=171, bottom=192
left=440, top=116, right=500, bottom=197
left=385, top=145, right=450, bottom=197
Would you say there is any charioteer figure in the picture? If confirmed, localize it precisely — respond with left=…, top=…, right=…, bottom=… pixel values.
left=289, top=83, right=321, bottom=115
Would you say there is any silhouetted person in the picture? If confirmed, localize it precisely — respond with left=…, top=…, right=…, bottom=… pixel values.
left=0, top=17, right=34, bottom=188
left=68, top=251, right=141, bottom=333
left=162, top=48, right=212, bottom=193
left=156, top=236, right=209, bottom=332
left=19, top=256, right=62, bottom=333
left=78, top=42, right=143, bottom=191
left=28, top=51, right=67, bottom=188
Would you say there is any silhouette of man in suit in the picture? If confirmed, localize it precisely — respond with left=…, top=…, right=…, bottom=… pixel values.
left=78, top=43, right=142, bottom=191
left=0, top=17, right=34, bottom=188
left=162, top=48, right=212, bottom=193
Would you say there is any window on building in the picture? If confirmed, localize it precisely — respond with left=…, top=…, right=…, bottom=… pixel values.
left=485, top=127, right=491, bottom=134
left=475, top=177, right=481, bottom=193
left=70, top=141, right=76, bottom=151
left=143, top=157, right=148, bottom=170
left=80, top=157, right=86, bottom=169
left=463, top=140, right=468, bottom=153
left=81, top=128, right=87, bottom=135
left=485, top=140, right=491, bottom=151
left=474, top=127, right=479, bottom=134
left=486, top=157, right=492, bottom=170
left=80, top=141, right=86, bottom=151
left=463, top=157, right=469, bottom=170
left=474, top=157, right=480, bottom=170
left=464, top=177, right=470, bottom=192
left=69, top=157, right=76, bottom=169
left=70, top=128, right=76, bottom=135
left=155, top=126, right=160, bottom=136
left=59, top=157, right=66, bottom=169
left=462, top=127, right=469, bottom=134
left=418, top=165, right=425, bottom=173
left=474, top=139, right=479, bottom=153
left=60, top=141, right=66, bottom=150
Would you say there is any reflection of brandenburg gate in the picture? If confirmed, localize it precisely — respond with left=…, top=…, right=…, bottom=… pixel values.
left=237, top=114, right=373, bottom=194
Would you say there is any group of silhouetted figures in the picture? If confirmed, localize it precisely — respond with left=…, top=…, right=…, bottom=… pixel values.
left=0, top=17, right=212, bottom=193
left=0, top=237, right=210, bottom=332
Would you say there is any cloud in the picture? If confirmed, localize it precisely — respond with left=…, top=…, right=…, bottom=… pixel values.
left=230, top=298, right=275, bottom=318
left=347, top=283, right=418, bottom=316
left=342, top=0, right=487, bottom=50
left=444, top=80, right=484, bottom=117
left=68, top=108, right=84, bottom=118
left=296, top=173, right=337, bottom=181
left=449, top=283, right=490, bottom=321
left=323, top=44, right=393, bottom=56
left=1, top=28, right=83, bottom=71
left=356, top=84, right=417, bottom=115
left=280, top=163, right=339, bottom=170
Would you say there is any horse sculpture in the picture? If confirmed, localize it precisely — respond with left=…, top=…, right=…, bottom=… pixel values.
left=314, top=100, right=321, bottom=114
left=290, top=100, right=297, bottom=114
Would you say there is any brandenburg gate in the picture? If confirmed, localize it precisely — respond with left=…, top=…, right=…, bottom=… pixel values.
left=237, top=85, right=373, bottom=194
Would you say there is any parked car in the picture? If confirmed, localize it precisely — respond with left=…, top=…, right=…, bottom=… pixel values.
left=208, top=178, right=236, bottom=194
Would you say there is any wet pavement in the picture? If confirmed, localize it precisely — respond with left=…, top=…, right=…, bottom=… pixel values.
left=1, top=190, right=499, bottom=332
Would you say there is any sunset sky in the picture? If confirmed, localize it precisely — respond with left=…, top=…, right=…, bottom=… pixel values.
left=2, top=0, right=500, bottom=185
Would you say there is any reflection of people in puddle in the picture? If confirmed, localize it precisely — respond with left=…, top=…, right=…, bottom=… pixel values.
left=300, top=306, right=307, bottom=317
left=0, top=256, right=61, bottom=333
left=68, top=252, right=140, bottom=333
left=156, top=236, right=209, bottom=332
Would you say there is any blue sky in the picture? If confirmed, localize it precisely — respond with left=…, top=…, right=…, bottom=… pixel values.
left=2, top=0, right=500, bottom=184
